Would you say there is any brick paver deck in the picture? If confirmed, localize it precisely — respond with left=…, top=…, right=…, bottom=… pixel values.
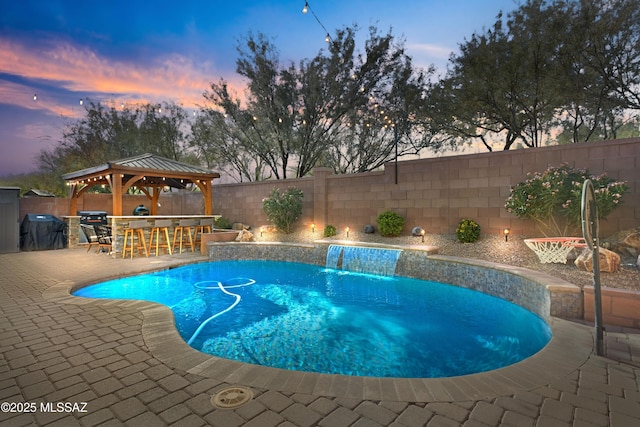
left=1, top=249, right=639, bottom=426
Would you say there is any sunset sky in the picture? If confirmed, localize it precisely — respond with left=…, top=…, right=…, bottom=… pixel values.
left=0, top=0, right=519, bottom=176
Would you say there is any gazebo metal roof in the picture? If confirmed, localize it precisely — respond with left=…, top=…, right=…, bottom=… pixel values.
left=62, top=153, right=220, bottom=216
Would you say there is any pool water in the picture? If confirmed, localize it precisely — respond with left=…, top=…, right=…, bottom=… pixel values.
left=73, top=260, right=552, bottom=378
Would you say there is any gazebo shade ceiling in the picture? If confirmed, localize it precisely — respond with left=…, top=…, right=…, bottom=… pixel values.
left=62, top=153, right=220, bottom=216
left=62, top=153, right=219, bottom=187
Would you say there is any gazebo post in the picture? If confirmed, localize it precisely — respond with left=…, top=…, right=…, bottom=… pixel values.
left=194, top=180, right=213, bottom=215
left=68, top=184, right=78, bottom=215
left=204, top=183, right=213, bottom=215
left=112, top=173, right=123, bottom=216
left=151, top=187, right=161, bottom=215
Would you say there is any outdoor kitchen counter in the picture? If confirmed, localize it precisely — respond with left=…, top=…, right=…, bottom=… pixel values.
left=64, top=215, right=219, bottom=255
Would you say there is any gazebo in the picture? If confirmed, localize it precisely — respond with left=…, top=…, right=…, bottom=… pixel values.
left=62, top=153, right=220, bottom=216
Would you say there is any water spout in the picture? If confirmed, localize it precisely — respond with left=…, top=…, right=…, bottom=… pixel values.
left=326, top=244, right=343, bottom=269
left=326, top=245, right=402, bottom=276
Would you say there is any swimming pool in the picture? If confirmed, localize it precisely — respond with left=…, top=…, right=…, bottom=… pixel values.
left=73, top=259, right=552, bottom=378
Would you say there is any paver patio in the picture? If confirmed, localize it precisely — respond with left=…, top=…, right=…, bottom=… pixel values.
left=1, top=248, right=639, bottom=426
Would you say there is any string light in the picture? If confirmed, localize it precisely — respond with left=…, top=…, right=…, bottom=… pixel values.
left=301, top=1, right=332, bottom=43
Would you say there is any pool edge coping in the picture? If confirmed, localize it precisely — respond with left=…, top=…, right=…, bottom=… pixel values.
left=42, top=252, right=594, bottom=403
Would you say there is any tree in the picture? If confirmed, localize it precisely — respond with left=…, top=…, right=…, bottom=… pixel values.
left=427, top=0, right=640, bottom=150
left=554, top=0, right=639, bottom=143
left=139, top=102, right=190, bottom=161
left=190, top=109, right=272, bottom=182
left=430, top=2, right=566, bottom=150
left=196, top=27, right=434, bottom=181
left=37, top=100, right=193, bottom=192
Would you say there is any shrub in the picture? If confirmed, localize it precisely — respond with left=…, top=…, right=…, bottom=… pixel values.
left=376, top=211, right=405, bottom=237
left=323, top=225, right=337, bottom=237
left=505, top=164, right=628, bottom=236
left=262, top=187, right=304, bottom=234
left=214, top=216, right=232, bottom=229
left=456, top=219, right=481, bottom=243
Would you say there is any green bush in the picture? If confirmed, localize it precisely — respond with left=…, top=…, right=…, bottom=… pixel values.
left=323, top=225, right=337, bottom=237
left=505, top=163, right=628, bottom=236
left=456, top=218, right=481, bottom=243
left=262, top=187, right=304, bottom=234
left=214, top=216, right=232, bottom=229
left=376, top=211, right=405, bottom=237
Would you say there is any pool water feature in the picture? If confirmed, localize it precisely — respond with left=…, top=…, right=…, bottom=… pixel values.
left=327, top=244, right=402, bottom=276
left=73, top=259, right=552, bottom=378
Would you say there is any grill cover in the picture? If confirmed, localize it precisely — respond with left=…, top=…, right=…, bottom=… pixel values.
left=20, top=214, right=68, bottom=251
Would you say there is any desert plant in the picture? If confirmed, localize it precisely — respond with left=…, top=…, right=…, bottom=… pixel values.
left=376, top=210, right=405, bottom=237
left=262, top=187, right=304, bottom=234
left=323, top=225, right=337, bottom=237
left=456, top=218, right=481, bottom=243
left=214, top=216, right=232, bottom=229
left=505, top=164, right=628, bottom=236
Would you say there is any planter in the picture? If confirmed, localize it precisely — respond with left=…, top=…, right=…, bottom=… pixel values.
left=200, top=231, right=239, bottom=254
left=584, top=286, right=640, bottom=328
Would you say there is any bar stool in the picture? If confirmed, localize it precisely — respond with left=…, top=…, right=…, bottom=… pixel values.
left=148, top=219, right=172, bottom=256
left=193, top=218, right=214, bottom=245
left=122, top=219, right=149, bottom=259
left=172, top=219, right=196, bottom=253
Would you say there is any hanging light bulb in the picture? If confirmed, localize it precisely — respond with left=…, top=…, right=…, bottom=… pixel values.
left=79, top=98, right=83, bottom=105
left=33, top=94, right=37, bottom=101
left=302, top=2, right=309, bottom=13
left=325, top=33, right=330, bottom=43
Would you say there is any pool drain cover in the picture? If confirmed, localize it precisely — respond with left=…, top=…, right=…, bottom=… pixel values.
left=211, top=386, right=253, bottom=409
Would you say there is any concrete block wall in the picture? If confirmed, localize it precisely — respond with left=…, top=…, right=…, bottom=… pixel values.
left=211, top=138, right=639, bottom=237
left=17, top=138, right=639, bottom=238
left=212, top=177, right=315, bottom=228
left=19, top=190, right=208, bottom=219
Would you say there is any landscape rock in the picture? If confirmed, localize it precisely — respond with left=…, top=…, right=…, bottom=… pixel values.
left=575, top=247, right=621, bottom=273
left=363, top=224, right=375, bottom=234
left=232, top=222, right=251, bottom=230
left=235, top=229, right=254, bottom=242
left=411, top=226, right=424, bottom=237
left=602, top=227, right=640, bottom=257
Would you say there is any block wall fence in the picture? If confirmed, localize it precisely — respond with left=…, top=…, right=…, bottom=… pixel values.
left=211, top=138, right=639, bottom=237
left=18, top=138, right=639, bottom=238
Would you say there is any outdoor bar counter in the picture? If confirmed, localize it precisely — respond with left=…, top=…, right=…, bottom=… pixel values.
left=65, top=215, right=219, bottom=257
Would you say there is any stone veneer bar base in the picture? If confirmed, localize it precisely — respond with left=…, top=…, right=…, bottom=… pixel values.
left=207, top=240, right=583, bottom=320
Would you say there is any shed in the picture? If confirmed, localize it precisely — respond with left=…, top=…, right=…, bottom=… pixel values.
left=0, top=187, right=21, bottom=253
left=62, top=153, right=220, bottom=216
left=24, top=189, right=55, bottom=197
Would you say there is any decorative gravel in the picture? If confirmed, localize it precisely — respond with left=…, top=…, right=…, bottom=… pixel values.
left=253, top=228, right=640, bottom=291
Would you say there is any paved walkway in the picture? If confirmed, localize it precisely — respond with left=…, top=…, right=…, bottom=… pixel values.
left=1, top=248, right=639, bottom=426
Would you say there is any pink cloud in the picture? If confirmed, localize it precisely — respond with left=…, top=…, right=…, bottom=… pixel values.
left=0, top=37, right=246, bottom=112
